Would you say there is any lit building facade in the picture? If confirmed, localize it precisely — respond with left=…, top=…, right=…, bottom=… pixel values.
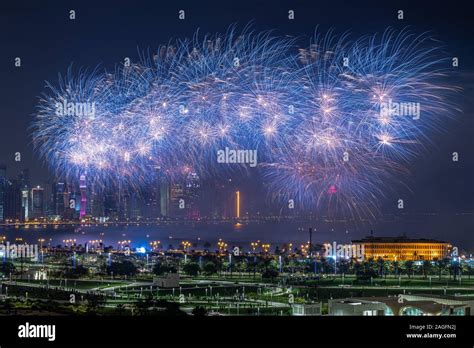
left=352, top=236, right=452, bottom=261
left=79, top=174, right=87, bottom=218
left=31, top=186, right=45, bottom=218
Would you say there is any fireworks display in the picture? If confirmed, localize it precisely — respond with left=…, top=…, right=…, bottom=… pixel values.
left=32, top=27, right=459, bottom=218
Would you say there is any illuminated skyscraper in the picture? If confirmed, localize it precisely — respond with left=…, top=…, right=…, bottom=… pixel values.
left=185, top=172, right=200, bottom=219
left=54, top=182, right=66, bottom=216
left=160, top=182, right=170, bottom=217
left=19, top=169, right=30, bottom=221
left=21, top=189, right=29, bottom=221
left=170, top=183, right=184, bottom=217
left=79, top=174, right=87, bottom=218
left=31, top=186, right=45, bottom=218
left=236, top=191, right=240, bottom=218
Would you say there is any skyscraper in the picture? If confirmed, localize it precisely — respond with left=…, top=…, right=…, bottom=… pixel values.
left=79, top=174, right=87, bottom=218
left=160, top=182, right=170, bottom=217
left=5, top=179, right=21, bottom=221
left=31, top=186, right=45, bottom=218
left=19, top=169, right=30, bottom=221
left=185, top=172, right=200, bottom=219
left=235, top=191, right=240, bottom=218
left=54, top=182, right=66, bottom=216
left=170, top=183, right=185, bottom=217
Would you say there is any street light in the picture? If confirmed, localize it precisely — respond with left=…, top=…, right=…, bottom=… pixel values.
left=149, top=240, right=161, bottom=251
left=181, top=240, right=191, bottom=252
left=217, top=239, right=228, bottom=254
left=250, top=241, right=260, bottom=253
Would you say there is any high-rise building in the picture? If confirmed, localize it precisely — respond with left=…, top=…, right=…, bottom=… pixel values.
left=90, top=187, right=104, bottom=218
left=5, top=179, right=21, bottom=221
left=130, top=192, right=141, bottom=219
left=170, top=183, right=185, bottom=217
left=54, top=182, right=66, bottom=216
left=31, top=186, right=45, bottom=218
left=19, top=169, right=30, bottom=221
left=21, top=189, right=29, bottom=221
left=235, top=191, right=240, bottom=218
left=141, top=185, right=159, bottom=219
left=160, top=182, right=170, bottom=217
left=79, top=174, right=87, bottom=218
left=185, top=172, right=200, bottom=219
left=104, top=190, right=118, bottom=220
left=19, top=169, right=30, bottom=188
left=42, top=180, right=54, bottom=216
left=0, top=164, right=6, bottom=222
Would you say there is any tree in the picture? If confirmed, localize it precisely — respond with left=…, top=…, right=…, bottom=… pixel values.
left=403, top=261, right=414, bottom=279
left=183, top=262, right=200, bottom=276
left=86, top=295, right=106, bottom=314
left=0, top=261, right=15, bottom=276
left=354, top=260, right=378, bottom=281
left=434, top=258, right=449, bottom=280
left=376, top=258, right=385, bottom=277
left=203, top=262, right=217, bottom=275
left=237, top=259, right=249, bottom=273
left=134, top=296, right=155, bottom=315
left=338, top=259, right=350, bottom=277
left=65, top=264, right=88, bottom=278
left=392, top=261, right=400, bottom=277
left=262, top=268, right=279, bottom=280
left=108, top=260, right=137, bottom=277
left=152, top=262, right=177, bottom=275
left=422, top=260, right=432, bottom=278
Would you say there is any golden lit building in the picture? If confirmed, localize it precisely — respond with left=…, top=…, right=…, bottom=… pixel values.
left=352, top=236, right=452, bottom=261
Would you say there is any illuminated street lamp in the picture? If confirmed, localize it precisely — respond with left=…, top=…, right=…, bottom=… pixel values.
left=181, top=240, right=191, bottom=252
left=118, top=240, right=131, bottom=249
left=217, top=239, right=228, bottom=254
left=149, top=240, right=161, bottom=251
left=250, top=241, right=260, bottom=253
left=300, top=243, right=309, bottom=256
left=63, top=239, right=76, bottom=248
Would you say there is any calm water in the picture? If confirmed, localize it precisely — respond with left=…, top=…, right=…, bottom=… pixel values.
left=1, top=213, right=473, bottom=251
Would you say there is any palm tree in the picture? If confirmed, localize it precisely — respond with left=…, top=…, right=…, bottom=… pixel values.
left=382, top=261, right=391, bottom=278
left=422, top=260, right=432, bottom=279
left=338, top=259, right=350, bottom=278
left=376, top=257, right=385, bottom=277
left=434, top=258, right=449, bottom=280
left=462, top=262, right=472, bottom=279
left=403, top=260, right=414, bottom=279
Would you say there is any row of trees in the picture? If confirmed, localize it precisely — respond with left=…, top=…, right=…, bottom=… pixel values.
left=6, top=252, right=469, bottom=281
left=157, top=255, right=471, bottom=281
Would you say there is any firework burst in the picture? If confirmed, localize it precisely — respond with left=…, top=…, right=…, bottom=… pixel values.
left=32, top=26, right=459, bottom=218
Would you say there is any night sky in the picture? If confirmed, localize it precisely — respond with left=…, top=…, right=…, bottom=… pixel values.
left=0, top=0, right=473, bottom=247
